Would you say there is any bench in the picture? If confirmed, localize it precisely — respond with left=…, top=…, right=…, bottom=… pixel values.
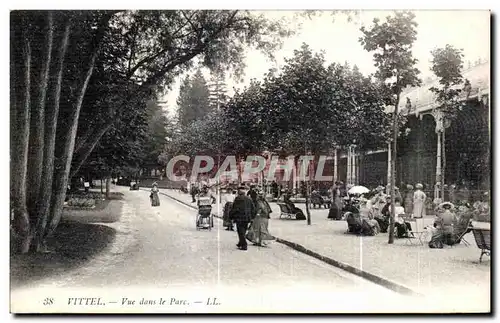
left=472, top=228, right=491, bottom=263
left=310, top=195, right=331, bottom=209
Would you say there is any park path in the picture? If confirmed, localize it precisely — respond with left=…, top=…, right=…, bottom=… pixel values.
left=12, top=187, right=413, bottom=313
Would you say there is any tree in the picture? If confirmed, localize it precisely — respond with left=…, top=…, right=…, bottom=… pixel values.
left=11, top=11, right=116, bottom=253
left=10, top=10, right=294, bottom=254
left=360, top=11, right=422, bottom=244
left=177, top=70, right=211, bottom=129
left=141, top=100, right=174, bottom=174
left=76, top=95, right=151, bottom=197
left=429, top=44, right=466, bottom=200
left=70, top=10, right=295, bottom=179
left=261, top=43, right=351, bottom=225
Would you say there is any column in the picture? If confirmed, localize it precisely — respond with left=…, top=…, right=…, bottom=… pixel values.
left=333, top=148, right=338, bottom=184
left=435, top=131, right=442, bottom=201
left=432, top=109, right=444, bottom=202
left=387, top=141, right=392, bottom=194
left=351, top=146, right=357, bottom=185
left=347, top=147, right=352, bottom=185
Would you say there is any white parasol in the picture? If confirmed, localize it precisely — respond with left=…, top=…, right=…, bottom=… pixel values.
left=348, top=185, right=370, bottom=195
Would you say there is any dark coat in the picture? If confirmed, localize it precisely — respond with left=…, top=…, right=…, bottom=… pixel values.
left=230, top=194, right=256, bottom=223
left=247, top=189, right=258, bottom=201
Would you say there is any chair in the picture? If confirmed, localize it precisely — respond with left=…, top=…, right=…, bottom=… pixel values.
left=277, top=203, right=293, bottom=219
left=472, top=228, right=491, bottom=263
left=405, top=218, right=427, bottom=245
left=452, top=214, right=473, bottom=246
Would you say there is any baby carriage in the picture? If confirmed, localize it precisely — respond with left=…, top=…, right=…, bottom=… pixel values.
left=196, top=196, right=214, bottom=230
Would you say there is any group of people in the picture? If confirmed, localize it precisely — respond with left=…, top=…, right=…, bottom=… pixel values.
left=222, top=186, right=275, bottom=251
left=343, top=183, right=428, bottom=238
left=428, top=192, right=490, bottom=248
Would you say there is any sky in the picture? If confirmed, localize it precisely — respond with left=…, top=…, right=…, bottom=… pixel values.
left=161, top=10, right=490, bottom=117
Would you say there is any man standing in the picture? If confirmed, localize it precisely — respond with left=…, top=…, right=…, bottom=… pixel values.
left=247, top=184, right=258, bottom=201
left=230, top=186, right=256, bottom=250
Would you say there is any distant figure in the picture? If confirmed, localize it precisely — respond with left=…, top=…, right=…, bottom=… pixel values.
left=150, top=183, right=160, bottom=207
left=246, top=190, right=275, bottom=246
left=449, top=184, right=457, bottom=204
left=328, top=184, right=343, bottom=220
left=404, top=184, right=414, bottom=216
left=190, top=185, right=199, bottom=203
left=229, top=186, right=256, bottom=251
left=247, top=185, right=258, bottom=201
left=223, top=190, right=237, bottom=231
left=394, top=198, right=412, bottom=238
left=284, top=193, right=306, bottom=220
left=271, top=181, right=279, bottom=199
left=413, top=183, right=427, bottom=218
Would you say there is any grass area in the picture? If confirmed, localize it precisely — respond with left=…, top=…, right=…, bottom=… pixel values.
left=10, top=221, right=116, bottom=289
left=11, top=193, right=124, bottom=289
left=62, top=199, right=123, bottom=224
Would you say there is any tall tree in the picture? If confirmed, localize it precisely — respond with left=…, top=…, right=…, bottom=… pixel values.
left=177, top=70, right=211, bottom=128
left=142, top=100, right=174, bottom=173
left=360, top=11, right=422, bottom=244
left=10, top=10, right=294, bottom=253
left=429, top=44, right=466, bottom=200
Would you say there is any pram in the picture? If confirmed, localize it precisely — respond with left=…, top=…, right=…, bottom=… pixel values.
left=196, top=196, right=214, bottom=230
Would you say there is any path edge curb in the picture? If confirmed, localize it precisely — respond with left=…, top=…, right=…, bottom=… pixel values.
left=158, top=189, right=420, bottom=297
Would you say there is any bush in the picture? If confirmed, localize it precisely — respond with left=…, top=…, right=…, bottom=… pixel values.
left=67, top=198, right=96, bottom=208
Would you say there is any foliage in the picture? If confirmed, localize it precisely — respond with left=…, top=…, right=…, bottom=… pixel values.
left=67, top=198, right=96, bottom=208
left=11, top=10, right=296, bottom=253
left=177, top=70, right=211, bottom=129
left=429, top=44, right=467, bottom=119
left=359, top=10, right=422, bottom=244
left=359, top=11, right=422, bottom=98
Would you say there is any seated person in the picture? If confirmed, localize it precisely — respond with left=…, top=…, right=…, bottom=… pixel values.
left=375, top=196, right=392, bottom=233
left=394, top=198, right=412, bottom=238
left=310, top=190, right=323, bottom=207
left=429, top=202, right=458, bottom=248
left=359, top=198, right=380, bottom=236
left=284, top=193, right=306, bottom=220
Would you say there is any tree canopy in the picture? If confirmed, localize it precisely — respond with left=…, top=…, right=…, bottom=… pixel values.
left=10, top=9, right=296, bottom=253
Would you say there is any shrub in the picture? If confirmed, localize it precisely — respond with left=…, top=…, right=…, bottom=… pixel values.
left=67, top=198, right=96, bottom=208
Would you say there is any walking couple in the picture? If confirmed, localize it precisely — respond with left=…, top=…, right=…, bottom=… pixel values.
left=228, top=186, right=275, bottom=250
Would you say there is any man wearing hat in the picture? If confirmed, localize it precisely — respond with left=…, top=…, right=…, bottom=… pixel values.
left=229, top=186, right=256, bottom=250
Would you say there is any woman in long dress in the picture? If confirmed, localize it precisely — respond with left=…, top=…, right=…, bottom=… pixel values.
left=247, top=191, right=275, bottom=246
left=150, top=183, right=160, bottom=207
left=328, top=186, right=343, bottom=220
left=413, top=183, right=426, bottom=218
left=404, top=184, right=414, bottom=216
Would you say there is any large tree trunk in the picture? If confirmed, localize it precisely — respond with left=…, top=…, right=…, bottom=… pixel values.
left=106, top=176, right=111, bottom=199
left=27, top=12, right=54, bottom=218
left=46, top=51, right=100, bottom=237
left=46, top=14, right=112, bottom=237
left=33, top=19, right=71, bottom=252
left=10, top=16, right=32, bottom=254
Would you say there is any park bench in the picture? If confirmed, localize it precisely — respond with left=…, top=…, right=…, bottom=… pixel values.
left=472, top=228, right=491, bottom=263
left=310, top=195, right=332, bottom=209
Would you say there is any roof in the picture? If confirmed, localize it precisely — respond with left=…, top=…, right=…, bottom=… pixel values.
left=385, top=61, right=490, bottom=115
